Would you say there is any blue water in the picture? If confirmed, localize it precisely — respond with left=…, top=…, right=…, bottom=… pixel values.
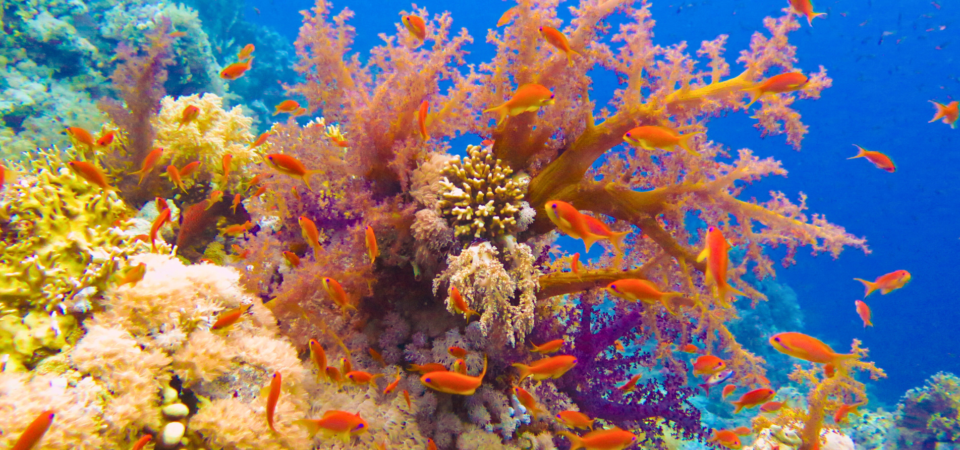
left=241, top=0, right=958, bottom=405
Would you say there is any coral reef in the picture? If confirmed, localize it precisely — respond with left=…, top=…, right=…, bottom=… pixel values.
left=894, top=372, right=960, bottom=449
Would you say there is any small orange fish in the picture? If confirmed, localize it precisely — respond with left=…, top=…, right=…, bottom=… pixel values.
left=849, top=145, right=896, bottom=173
left=117, top=262, right=147, bottom=287
left=606, top=279, right=681, bottom=314
left=346, top=370, right=384, bottom=388
left=580, top=214, right=631, bottom=254
left=131, top=435, right=153, bottom=450
left=322, top=277, right=357, bottom=313
left=559, top=427, right=638, bottom=450
left=295, top=410, right=368, bottom=441
left=310, top=339, right=327, bottom=380
left=65, top=127, right=95, bottom=148
left=623, top=125, right=700, bottom=155
left=481, top=139, right=494, bottom=146
left=205, top=190, right=224, bottom=210
left=449, top=286, right=479, bottom=320
left=221, top=153, right=234, bottom=183
left=179, top=161, right=201, bottom=178
left=743, top=72, right=809, bottom=108
left=497, top=6, right=519, bottom=27
left=291, top=186, right=301, bottom=201
left=539, top=25, right=579, bottom=65
left=732, top=427, right=753, bottom=436
left=617, top=374, right=642, bottom=393
left=692, top=355, right=726, bottom=377
left=282, top=251, right=301, bottom=268
left=365, top=226, right=379, bottom=264
left=614, top=340, right=625, bottom=352
left=730, top=388, right=775, bottom=414
left=250, top=132, right=272, bottom=148
left=929, top=100, right=959, bottom=128
left=677, top=344, right=700, bottom=354
left=166, top=165, right=186, bottom=193
left=452, top=359, right=467, bottom=374
left=708, top=429, right=742, bottom=449
left=68, top=161, right=114, bottom=190
left=265, top=371, right=282, bottom=433
left=570, top=252, right=581, bottom=276
left=383, top=368, right=402, bottom=395
left=220, top=58, right=254, bottom=80
left=555, top=410, right=594, bottom=430
left=326, top=366, right=343, bottom=385
left=130, top=147, right=164, bottom=185
left=96, top=131, right=116, bottom=147
left=483, top=83, right=555, bottom=125
left=299, top=216, right=323, bottom=259
left=211, top=306, right=248, bottom=330
left=420, top=355, right=487, bottom=395
left=834, top=401, right=866, bottom=424
left=418, top=100, right=430, bottom=140
left=402, top=389, right=412, bottom=408
left=824, top=363, right=836, bottom=378
left=169, top=31, right=188, bottom=38
left=760, top=401, right=784, bottom=413
left=427, top=438, right=438, bottom=450
left=722, top=384, right=737, bottom=399
left=341, top=357, right=353, bottom=375
left=514, top=386, right=546, bottom=418
left=409, top=363, right=447, bottom=374
left=369, top=347, right=386, bottom=366
left=247, top=172, right=271, bottom=189
left=448, top=346, right=468, bottom=359
left=221, top=220, right=254, bottom=236
left=854, top=269, right=911, bottom=297
left=237, top=43, right=255, bottom=61
left=697, top=226, right=746, bottom=307
left=545, top=200, right=619, bottom=253
left=178, top=105, right=200, bottom=129
left=232, top=244, right=252, bottom=260
left=273, top=100, right=302, bottom=116
left=789, top=0, right=826, bottom=26
left=230, top=193, right=242, bottom=214
left=253, top=185, right=267, bottom=198
left=149, top=206, right=172, bottom=252
left=265, top=154, right=322, bottom=190
left=769, top=332, right=858, bottom=365
left=530, top=339, right=564, bottom=354
left=854, top=300, right=873, bottom=328
left=402, top=15, right=427, bottom=41
left=12, top=410, right=55, bottom=450
left=512, top=354, right=578, bottom=382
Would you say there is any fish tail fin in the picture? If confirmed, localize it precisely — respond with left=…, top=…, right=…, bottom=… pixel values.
left=294, top=419, right=320, bottom=436
left=660, top=292, right=682, bottom=316
left=483, top=104, right=508, bottom=125
left=808, top=12, right=827, bottom=26
left=848, top=145, right=868, bottom=160
left=732, top=402, right=744, bottom=414
left=721, top=284, right=747, bottom=303
left=511, top=363, right=531, bottom=382
left=608, top=230, right=631, bottom=254
left=930, top=101, right=946, bottom=123
left=581, top=233, right=601, bottom=253
left=853, top=278, right=877, bottom=297
left=678, top=132, right=700, bottom=155
left=743, top=85, right=763, bottom=109
left=559, top=431, right=586, bottom=450
left=465, top=308, right=480, bottom=320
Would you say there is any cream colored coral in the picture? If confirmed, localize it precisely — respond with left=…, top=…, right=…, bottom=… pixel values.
left=438, top=145, right=527, bottom=239
left=0, top=373, right=109, bottom=449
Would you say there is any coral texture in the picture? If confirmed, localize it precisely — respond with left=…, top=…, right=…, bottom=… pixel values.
left=438, top=145, right=527, bottom=240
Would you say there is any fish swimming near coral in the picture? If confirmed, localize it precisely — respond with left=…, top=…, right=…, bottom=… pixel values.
left=96, top=131, right=116, bottom=147
left=299, top=215, right=324, bottom=259
left=117, top=262, right=146, bottom=287
left=401, top=15, right=427, bottom=42
left=11, top=409, right=55, bottom=450
left=697, top=226, right=746, bottom=307
left=131, top=435, right=152, bottom=450
left=266, top=154, right=323, bottom=190
left=282, top=251, right=301, bottom=268
left=383, top=368, right=402, bottom=395
left=322, top=277, right=357, bottom=313
left=149, top=205, right=172, bottom=253
left=237, top=43, right=255, bottom=61
left=211, top=305, right=250, bottom=330
left=698, top=369, right=734, bottom=395
left=67, top=161, right=114, bottom=190
left=559, top=427, right=638, bottom=450
left=848, top=145, right=896, bottom=173
left=545, top=200, right=622, bottom=253
left=742, top=72, right=808, bottom=108
left=250, top=132, right=272, bottom=149
left=708, top=429, right=742, bottom=449
left=730, top=388, right=775, bottom=414
left=788, top=0, right=826, bottom=26
left=530, top=339, right=565, bottom=354
left=230, top=193, right=242, bottom=214
left=497, top=6, right=519, bottom=27
left=769, top=332, right=858, bottom=365
left=513, top=354, right=578, bottom=382
left=130, top=147, right=164, bottom=186
left=617, top=374, right=642, bottom=393
left=418, top=100, right=430, bottom=140
left=854, top=269, right=911, bottom=297
left=263, top=371, right=282, bottom=433
left=309, top=339, right=327, bottom=381
left=855, top=300, right=873, bottom=328
left=365, top=226, right=379, bottom=264
left=929, top=100, right=959, bottom=128
left=606, top=278, right=681, bottom=314
left=273, top=100, right=303, bottom=116
left=178, top=105, right=200, bottom=129
left=555, top=410, right=595, bottom=430
left=448, top=346, right=468, bottom=359
left=514, top=385, right=547, bottom=418
left=834, top=400, right=866, bottom=423
left=295, top=410, right=368, bottom=443
left=345, top=370, right=384, bottom=388
left=65, top=127, right=96, bottom=149
left=539, top=25, right=579, bottom=65
left=220, top=58, right=254, bottom=80
left=449, top=286, right=479, bottom=320
left=484, top=83, right=555, bottom=125
left=623, top=125, right=700, bottom=155
left=692, top=355, right=726, bottom=377
left=166, top=165, right=186, bottom=193
left=220, top=220, right=254, bottom=237
left=420, top=355, right=487, bottom=395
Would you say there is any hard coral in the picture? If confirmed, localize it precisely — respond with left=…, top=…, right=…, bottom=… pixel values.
left=895, top=372, right=960, bottom=449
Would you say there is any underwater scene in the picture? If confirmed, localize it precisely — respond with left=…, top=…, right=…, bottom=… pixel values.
left=0, top=0, right=957, bottom=448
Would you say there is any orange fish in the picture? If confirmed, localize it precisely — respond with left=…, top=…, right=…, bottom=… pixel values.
left=220, top=58, right=253, bottom=80
left=179, top=161, right=201, bottom=178
left=448, top=346, right=468, bottom=359
left=484, top=83, right=555, bottom=125
left=250, top=132, right=272, bottom=148
left=743, top=72, right=809, bottom=108
left=253, top=185, right=267, bottom=198
left=545, top=200, right=619, bottom=253
left=365, top=226, right=379, bottom=264
left=530, top=339, right=564, bottom=354
left=849, top=145, right=896, bottom=173
left=326, top=366, right=343, bottom=384
left=497, top=6, right=519, bottom=27
left=929, top=100, right=959, bottom=128
left=211, top=306, right=248, bottom=330
left=340, top=357, right=353, bottom=375
left=788, top=0, right=826, bottom=26
left=614, top=340, right=625, bottom=352
left=346, top=371, right=384, bottom=388
left=322, top=277, right=357, bottom=313
left=769, top=332, right=858, bottom=365
left=571, top=252, right=581, bottom=276
left=232, top=244, right=252, bottom=260
left=420, top=355, right=487, bottom=395
left=760, top=401, right=785, bottom=413
left=369, top=347, right=386, bottom=366
left=427, top=438, right=437, bottom=450
left=722, top=384, right=737, bottom=399
left=513, top=354, right=578, bottom=382
left=402, top=389, right=412, bottom=408
left=221, top=220, right=254, bottom=236
left=708, top=429, right=742, bottom=449
left=623, top=125, right=700, bottom=155
left=692, top=355, right=726, bottom=377
left=402, top=15, right=427, bottom=41
left=606, top=279, right=681, bottom=314
left=617, top=374, right=642, bottom=393
left=230, top=193, right=242, bottom=214
left=559, top=427, right=638, bottom=450
left=730, top=388, right=775, bottom=414
left=834, top=401, right=866, bottom=424
left=221, top=153, right=234, bottom=183
left=295, top=410, right=368, bottom=442
left=273, top=100, right=302, bottom=116
left=298, top=216, right=323, bottom=259
left=677, top=344, right=699, bottom=354
left=514, top=386, right=547, bottom=418
left=824, top=363, right=836, bottom=378
left=854, top=300, right=873, bottom=328
left=131, top=435, right=153, bottom=450
left=580, top=214, right=631, bottom=254
left=408, top=363, right=447, bottom=374
left=67, top=161, right=113, bottom=190
left=149, top=206, right=172, bottom=252
left=247, top=172, right=271, bottom=189
left=854, top=269, right=911, bottom=297
left=539, top=25, right=579, bottom=65
left=12, top=410, right=55, bottom=450
left=418, top=100, right=430, bottom=140
left=449, top=286, right=479, bottom=320
left=117, top=263, right=147, bottom=287
left=452, top=359, right=467, bottom=374
left=555, top=410, right=594, bottom=430
left=65, top=127, right=95, bottom=148
left=266, top=154, right=322, bottom=190
left=282, top=251, right=301, bottom=268
left=166, top=165, right=186, bottom=193
left=237, top=43, right=255, bottom=61
left=178, top=105, right=200, bottom=129
left=291, top=186, right=301, bottom=201
left=697, top=226, right=746, bottom=307
left=96, top=131, right=116, bottom=147
left=732, top=427, right=753, bottom=436
left=310, top=339, right=327, bottom=380
left=130, top=147, right=164, bottom=185
left=383, top=368, right=402, bottom=395
left=205, top=190, right=224, bottom=210
left=264, top=371, right=282, bottom=433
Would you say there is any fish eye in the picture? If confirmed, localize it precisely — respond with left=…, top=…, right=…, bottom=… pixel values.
left=625, top=132, right=631, bottom=137
left=539, top=27, right=543, bottom=31
left=556, top=414, right=562, bottom=418
left=708, top=226, right=715, bottom=232
left=774, top=337, right=781, bottom=342
left=550, top=203, right=557, bottom=209
left=425, top=378, right=431, bottom=383
left=357, top=423, right=364, bottom=429
left=550, top=94, right=555, bottom=99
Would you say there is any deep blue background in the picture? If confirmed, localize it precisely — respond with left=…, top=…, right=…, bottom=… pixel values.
left=244, top=0, right=958, bottom=404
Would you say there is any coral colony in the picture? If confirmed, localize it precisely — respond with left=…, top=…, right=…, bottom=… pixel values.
left=3, top=0, right=916, bottom=449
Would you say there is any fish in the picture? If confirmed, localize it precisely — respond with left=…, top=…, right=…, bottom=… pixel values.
left=571, top=252, right=581, bottom=276
left=129, top=147, right=164, bottom=185
left=12, top=410, right=55, bottom=450
left=708, top=429, right=742, bottom=449
left=692, top=355, right=726, bottom=377
left=265, top=154, right=322, bottom=190
left=250, top=132, right=272, bottom=148
left=512, top=354, right=578, bottom=382
left=230, top=193, right=242, bottom=214
left=617, top=374, right=642, bottom=393
left=854, top=300, right=873, bottom=328
left=65, top=127, right=96, bottom=148
left=448, top=346, right=468, bottom=359
left=299, top=216, right=324, bottom=259
left=346, top=371, right=384, bottom=388
left=697, top=226, right=746, bottom=307
left=539, top=25, right=579, bottom=65
left=452, top=359, right=467, bottom=374
left=253, top=185, right=267, bottom=198
left=67, top=161, right=114, bottom=190
left=310, top=339, right=327, bottom=380
left=247, top=172, right=271, bottom=189
left=418, top=100, right=429, bottom=140
left=530, top=339, right=565, bottom=354
left=326, top=366, right=343, bottom=385
left=149, top=206, right=172, bottom=252
left=623, top=125, right=700, bottom=155
left=824, top=363, right=836, bottom=378
left=730, top=388, right=775, bottom=414
left=131, top=435, right=153, bottom=450
left=614, top=340, right=624, bottom=352
left=211, top=305, right=248, bottom=330
left=237, top=43, right=255, bottom=61
left=178, top=105, right=200, bottom=129
left=291, top=186, right=301, bottom=202
left=221, top=220, right=254, bottom=237
left=232, top=244, right=252, bottom=260
left=544, top=200, right=618, bottom=253
left=722, top=384, right=738, bottom=400
left=834, top=401, right=866, bottom=424
left=732, top=427, right=753, bottom=436
left=221, top=153, right=233, bottom=183
left=96, top=131, right=116, bottom=147
left=401, top=15, right=427, bottom=41
left=854, top=269, right=911, bottom=297
left=408, top=363, right=447, bottom=374
left=514, top=386, right=546, bottom=418
left=273, top=100, right=302, bottom=116
left=606, top=279, right=681, bottom=314
left=677, top=344, right=700, bottom=354
left=559, top=427, right=638, bottom=450
left=769, top=332, right=858, bottom=365
left=420, top=355, right=487, bottom=395
left=282, top=251, right=301, bottom=268
left=788, top=0, right=826, bottom=26
left=205, top=190, right=224, bottom=210
left=848, top=145, right=896, bottom=173
left=179, top=161, right=201, bottom=178
left=427, top=438, right=438, bottom=450
left=264, top=371, right=282, bottom=433
left=497, top=6, right=519, bottom=27
left=295, top=410, right=368, bottom=443
left=698, top=369, right=734, bottom=394
left=579, top=214, right=631, bottom=254
left=742, top=72, right=809, bottom=108
left=369, top=347, right=386, bottom=366
left=167, top=165, right=187, bottom=193
left=449, top=286, right=479, bottom=320
left=365, top=226, right=379, bottom=264
left=117, top=263, right=147, bottom=287
left=929, top=100, right=959, bottom=128
left=383, top=368, right=402, bottom=394
left=322, top=277, right=357, bottom=312
left=340, top=357, right=353, bottom=375
left=760, top=401, right=785, bottom=413
left=402, top=389, right=412, bottom=408
left=484, top=83, right=555, bottom=125
left=220, top=58, right=253, bottom=80
left=555, top=410, right=595, bottom=430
